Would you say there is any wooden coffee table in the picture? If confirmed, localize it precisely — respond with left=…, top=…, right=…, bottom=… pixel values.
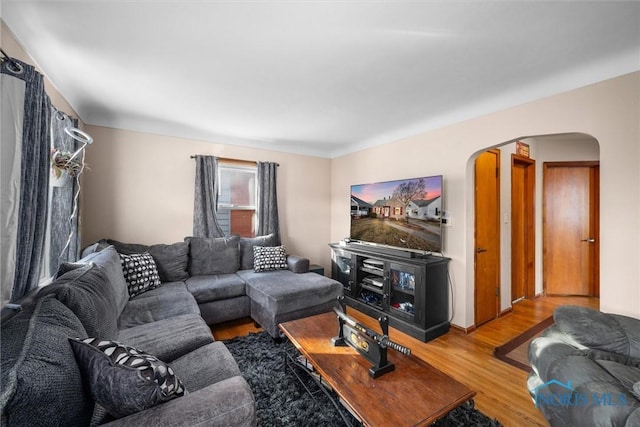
left=279, top=311, right=475, bottom=426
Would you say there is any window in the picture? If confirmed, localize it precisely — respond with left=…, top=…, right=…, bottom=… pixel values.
left=217, top=162, right=257, bottom=237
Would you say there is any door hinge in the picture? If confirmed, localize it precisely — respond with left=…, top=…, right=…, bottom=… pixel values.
left=495, top=287, right=499, bottom=296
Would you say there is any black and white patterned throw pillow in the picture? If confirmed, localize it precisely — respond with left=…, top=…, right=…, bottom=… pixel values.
left=119, top=252, right=161, bottom=298
left=69, top=337, right=186, bottom=418
left=253, top=245, right=288, bottom=272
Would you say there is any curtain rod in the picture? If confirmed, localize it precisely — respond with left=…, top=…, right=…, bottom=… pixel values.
left=190, top=155, right=279, bottom=167
left=0, top=48, right=22, bottom=72
left=51, top=105, right=77, bottom=122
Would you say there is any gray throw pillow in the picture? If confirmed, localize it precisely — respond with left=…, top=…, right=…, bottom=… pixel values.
left=239, top=233, right=277, bottom=270
left=253, top=245, right=288, bottom=272
left=188, top=235, right=240, bottom=275
left=1, top=296, right=93, bottom=427
left=146, top=242, right=190, bottom=282
left=69, top=338, right=186, bottom=419
left=38, top=263, right=119, bottom=340
left=104, top=238, right=148, bottom=254
left=106, top=239, right=190, bottom=282
left=119, top=252, right=161, bottom=298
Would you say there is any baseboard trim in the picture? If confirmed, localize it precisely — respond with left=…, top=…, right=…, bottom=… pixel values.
left=500, top=307, right=513, bottom=317
left=451, top=323, right=476, bottom=334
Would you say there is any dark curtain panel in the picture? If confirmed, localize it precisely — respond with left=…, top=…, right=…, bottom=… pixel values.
left=50, top=114, right=80, bottom=270
left=193, top=155, right=225, bottom=238
left=257, top=162, right=281, bottom=244
left=1, top=58, right=52, bottom=302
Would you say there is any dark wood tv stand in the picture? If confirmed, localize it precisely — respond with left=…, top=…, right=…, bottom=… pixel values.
left=329, top=243, right=450, bottom=342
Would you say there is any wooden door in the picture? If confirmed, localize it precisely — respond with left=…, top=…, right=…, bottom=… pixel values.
left=474, top=150, right=500, bottom=326
left=511, top=155, right=535, bottom=302
left=543, top=162, right=599, bottom=296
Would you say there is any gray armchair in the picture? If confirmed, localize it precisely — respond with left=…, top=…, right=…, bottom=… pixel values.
left=527, top=305, right=640, bottom=427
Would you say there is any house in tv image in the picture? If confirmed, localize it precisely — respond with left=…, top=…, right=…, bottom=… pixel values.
left=406, top=196, right=442, bottom=221
left=372, top=197, right=405, bottom=220
left=350, top=196, right=372, bottom=218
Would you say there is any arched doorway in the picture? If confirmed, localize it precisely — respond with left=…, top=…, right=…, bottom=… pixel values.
left=472, top=133, right=600, bottom=327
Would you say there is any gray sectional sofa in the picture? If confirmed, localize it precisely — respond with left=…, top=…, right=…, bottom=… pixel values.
left=527, top=305, right=640, bottom=427
left=1, top=235, right=343, bottom=426
left=100, top=234, right=343, bottom=338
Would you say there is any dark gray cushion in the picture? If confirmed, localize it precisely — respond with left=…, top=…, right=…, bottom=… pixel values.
left=286, top=255, right=310, bottom=273
left=118, top=292, right=201, bottom=329
left=79, top=245, right=130, bottom=316
left=595, top=360, right=640, bottom=392
left=568, top=381, right=640, bottom=427
left=0, top=296, right=93, bottom=427
left=239, top=233, right=277, bottom=270
left=627, top=408, right=640, bottom=427
left=555, top=306, right=640, bottom=361
left=130, top=281, right=189, bottom=299
left=611, top=313, right=640, bottom=360
left=185, top=274, right=247, bottom=303
left=117, top=314, right=214, bottom=362
left=147, top=242, right=190, bottom=282
left=528, top=336, right=584, bottom=380
left=106, top=239, right=190, bottom=283
left=69, top=337, right=185, bottom=419
left=253, top=245, right=288, bottom=272
left=188, top=235, right=240, bottom=275
left=239, top=269, right=343, bottom=314
left=38, top=263, right=119, bottom=340
left=171, top=342, right=241, bottom=392
left=119, top=252, right=161, bottom=298
left=104, top=238, right=148, bottom=254
left=99, top=376, right=255, bottom=427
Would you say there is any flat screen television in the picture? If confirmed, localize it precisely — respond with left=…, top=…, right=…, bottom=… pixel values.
left=350, top=175, right=443, bottom=255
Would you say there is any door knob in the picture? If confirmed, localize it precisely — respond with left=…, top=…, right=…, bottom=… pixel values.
left=581, top=238, right=596, bottom=243
left=476, top=247, right=488, bottom=253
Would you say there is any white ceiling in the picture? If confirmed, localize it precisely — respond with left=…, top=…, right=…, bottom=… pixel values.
left=2, top=1, right=639, bottom=158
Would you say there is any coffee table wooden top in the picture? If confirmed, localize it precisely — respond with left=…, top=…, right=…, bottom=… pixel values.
left=279, top=312, right=475, bottom=427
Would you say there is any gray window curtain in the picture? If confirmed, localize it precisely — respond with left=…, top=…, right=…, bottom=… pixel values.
left=193, top=155, right=225, bottom=238
left=256, top=161, right=281, bottom=244
left=49, top=113, right=81, bottom=269
left=1, top=57, right=51, bottom=304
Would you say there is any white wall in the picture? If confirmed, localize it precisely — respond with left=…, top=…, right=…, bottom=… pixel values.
left=332, top=72, right=640, bottom=328
left=81, top=125, right=334, bottom=275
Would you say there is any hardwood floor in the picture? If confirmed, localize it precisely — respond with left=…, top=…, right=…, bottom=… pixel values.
left=211, top=295, right=599, bottom=427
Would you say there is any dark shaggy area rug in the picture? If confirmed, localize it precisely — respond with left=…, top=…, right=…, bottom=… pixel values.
left=224, top=331, right=502, bottom=426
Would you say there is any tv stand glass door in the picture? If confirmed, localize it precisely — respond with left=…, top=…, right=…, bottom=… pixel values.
left=388, top=262, right=422, bottom=324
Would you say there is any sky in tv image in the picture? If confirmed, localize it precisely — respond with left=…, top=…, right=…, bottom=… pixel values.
left=351, top=176, right=441, bottom=204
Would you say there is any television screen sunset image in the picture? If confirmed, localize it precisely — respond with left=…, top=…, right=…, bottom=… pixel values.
left=350, top=176, right=443, bottom=253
